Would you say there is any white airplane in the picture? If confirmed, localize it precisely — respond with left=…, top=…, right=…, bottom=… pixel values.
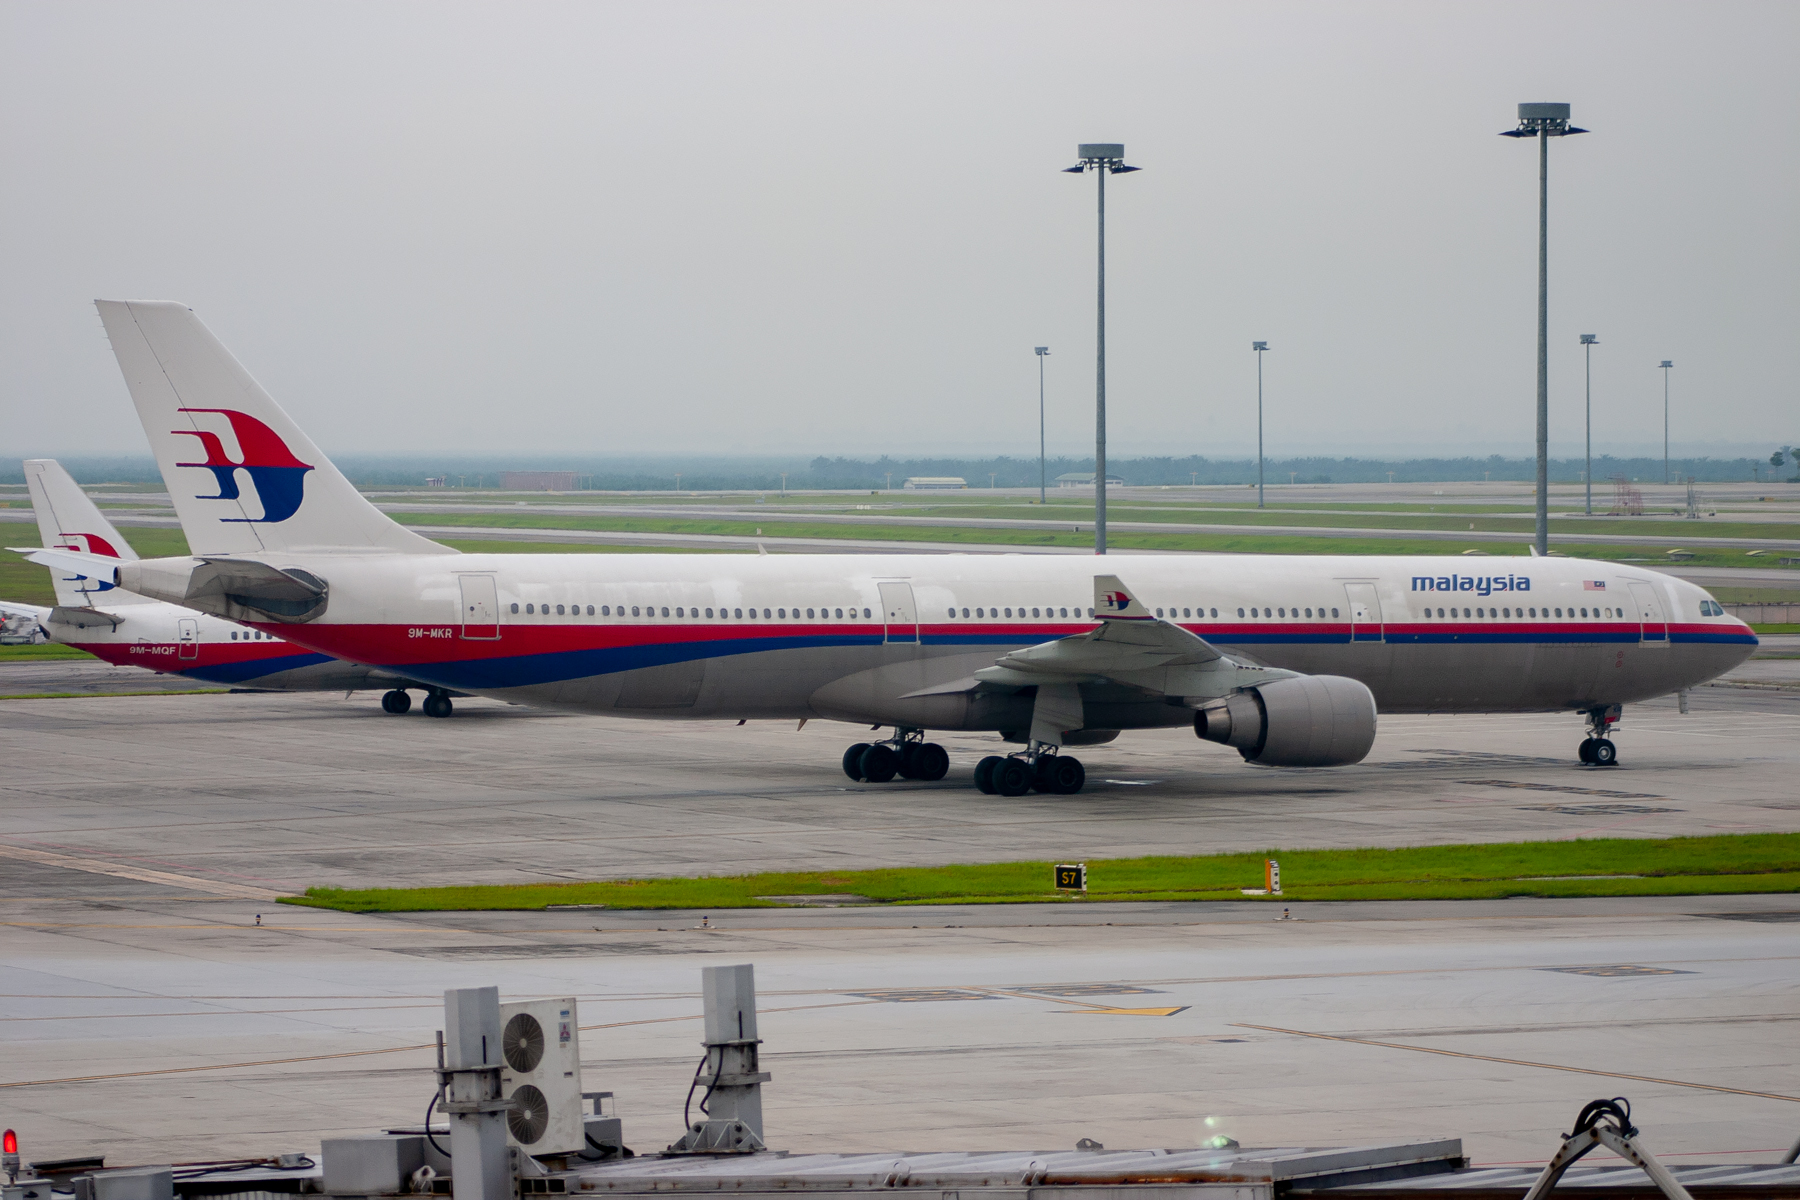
left=27, top=301, right=1757, bottom=795
left=3, top=457, right=437, bottom=705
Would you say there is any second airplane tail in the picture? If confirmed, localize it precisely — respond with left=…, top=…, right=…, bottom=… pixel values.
left=95, top=300, right=448, bottom=559
left=23, top=459, right=154, bottom=608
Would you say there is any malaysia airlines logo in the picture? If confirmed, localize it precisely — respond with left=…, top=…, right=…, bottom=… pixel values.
left=171, top=408, right=314, bottom=523
left=1100, top=590, right=1133, bottom=612
left=54, top=532, right=122, bottom=593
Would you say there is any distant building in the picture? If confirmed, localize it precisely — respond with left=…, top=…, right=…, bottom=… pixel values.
left=902, top=476, right=967, bottom=490
left=1055, top=472, right=1125, bottom=488
left=424, top=476, right=447, bottom=487
left=501, top=471, right=578, bottom=492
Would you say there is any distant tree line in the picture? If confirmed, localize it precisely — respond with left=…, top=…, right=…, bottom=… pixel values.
left=5, top=451, right=1792, bottom=490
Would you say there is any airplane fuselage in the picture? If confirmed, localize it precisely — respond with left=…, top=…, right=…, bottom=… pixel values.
left=232, top=551, right=1755, bottom=731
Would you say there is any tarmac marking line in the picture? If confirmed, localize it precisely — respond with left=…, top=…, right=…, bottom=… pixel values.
left=0, top=843, right=289, bottom=901
left=1233, top=1022, right=1800, bottom=1103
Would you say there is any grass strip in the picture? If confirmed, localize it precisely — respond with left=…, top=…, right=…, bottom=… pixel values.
left=285, top=833, right=1800, bottom=912
left=0, top=644, right=90, bottom=661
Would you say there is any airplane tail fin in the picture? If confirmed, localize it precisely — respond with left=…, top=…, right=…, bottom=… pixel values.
left=22, top=459, right=154, bottom=608
left=94, top=301, right=448, bottom=558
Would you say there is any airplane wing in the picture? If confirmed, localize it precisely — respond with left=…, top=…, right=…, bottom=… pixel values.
left=969, top=575, right=1293, bottom=702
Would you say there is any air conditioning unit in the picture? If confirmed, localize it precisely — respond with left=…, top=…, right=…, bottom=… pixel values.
left=498, top=997, right=584, bottom=1156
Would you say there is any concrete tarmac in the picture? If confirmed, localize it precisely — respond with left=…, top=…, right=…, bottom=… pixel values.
left=3, top=685, right=1798, bottom=1171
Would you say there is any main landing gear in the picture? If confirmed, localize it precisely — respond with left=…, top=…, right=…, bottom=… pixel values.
left=974, top=747, right=1086, bottom=796
left=382, top=687, right=455, bottom=718
left=842, top=728, right=950, bottom=783
left=1578, top=704, right=1621, bottom=767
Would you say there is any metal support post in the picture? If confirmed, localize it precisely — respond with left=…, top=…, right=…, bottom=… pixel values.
left=440, top=987, right=512, bottom=1200
left=1534, top=127, right=1550, bottom=557
left=1036, top=346, right=1050, bottom=505
left=667, top=964, right=771, bottom=1153
left=1522, top=1099, right=1695, bottom=1200
left=1063, top=144, right=1138, bottom=553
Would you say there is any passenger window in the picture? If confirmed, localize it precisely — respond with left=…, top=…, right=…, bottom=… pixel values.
left=1237, top=608, right=1245, bottom=617
left=556, top=604, right=565, bottom=615
left=526, top=603, right=536, bottom=614
left=630, top=606, right=639, bottom=616
left=510, top=603, right=519, bottom=614
left=1555, top=608, right=1562, bottom=617
left=1087, top=608, right=1095, bottom=617
left=764, top=608, right=773, bottom=618
left=1329, top=608, right=1337, bottom=618
left=1476, top=608, right=1483, bottom=618
left=1305, top=608, right=1312, bottom=618
left=806, top=608, right=815, bottom=619
left=1061, top=608, right=1069, bottom=618
left=976, top=608, right=984, bottom=617
left=1004, top=608, right=1012, bottom=617
left=230, top=631, right=238, bottom=640
left=587, top=605, right=595, bottom=615
left=863, top=608, right=872, bottom=618
left=778, top=608, right=786, bottom=618
left=601, top=605, right=609, bottom=615
left=963, top=608, right=971, bottom=618
left=1277, top=607, right=1285, bottom=617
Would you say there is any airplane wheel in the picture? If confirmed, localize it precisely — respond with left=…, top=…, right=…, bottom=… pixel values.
left=910, top=743, right=949, bottom=782
left=895, top=744, right=921, bottom=779
left=1577, top=738, right=1596, bottom=764
left=423, top=693, right=453, bottom=719
left=973, top=755, right=1003, bottom=794
left=859, top=744, right=899, bottom=784
left=1036, top=756, right=1085, bottom=794
left=381, top=689, right=411, bottom=714
left=992, top=758, right=1033, bottom=797
left=1591, top=739, right=1618, bottom=767
left=842, top=743, right=871, bottom=781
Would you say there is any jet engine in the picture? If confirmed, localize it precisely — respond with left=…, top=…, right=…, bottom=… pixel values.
left=1193, top=674, right=1377, bottom=767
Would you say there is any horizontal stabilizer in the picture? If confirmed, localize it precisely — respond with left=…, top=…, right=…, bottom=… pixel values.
left=12, top=546, right=124, bottom=584
left=0, top=600, right=53, bottom=623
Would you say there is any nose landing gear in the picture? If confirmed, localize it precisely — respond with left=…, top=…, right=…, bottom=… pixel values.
left=842, top=728, right=949, bottom=783
left=1578, top=705, right=1621, bottom=766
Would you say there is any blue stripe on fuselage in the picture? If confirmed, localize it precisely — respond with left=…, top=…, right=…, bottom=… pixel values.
left=370, top=623, right=1754, bottom=693
left=177, top=652, right=336, bottom=684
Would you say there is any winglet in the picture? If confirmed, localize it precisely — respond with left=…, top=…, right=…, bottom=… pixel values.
left=1094, top=575, right=1154, bottom=621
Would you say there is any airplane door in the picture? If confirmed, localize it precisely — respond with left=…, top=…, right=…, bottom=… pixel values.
left=878, top=582, right=919, bottom=644
left=459, top=575, right=500, bottom=640
left=1343, top=582, right=1383, bottom=642
left=1627, top=581, right=1667, bottom=647
left=177, top=618, right=199, bottom=660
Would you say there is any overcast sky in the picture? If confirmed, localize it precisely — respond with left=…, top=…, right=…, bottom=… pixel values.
left=2, top=1, right=1795, bottom=462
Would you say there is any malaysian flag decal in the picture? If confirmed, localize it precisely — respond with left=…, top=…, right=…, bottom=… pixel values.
left=1583, top=580, right=1607, bottom=591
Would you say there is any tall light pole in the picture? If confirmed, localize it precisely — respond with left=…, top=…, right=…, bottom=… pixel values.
left=1035, top=346, right=1050, bottom=504
left=1065, top=143, right=1140, bottom=554
left=1253, top=341, right=1269, bottom=508
left=1580, top=334, right=1598, bottom=514
left=1502, top=103, right=1587, bottom=557
left=1660, top=360, right=1674, bottom=483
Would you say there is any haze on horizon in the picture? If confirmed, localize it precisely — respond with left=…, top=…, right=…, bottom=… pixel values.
left=1, top=1, right=1795, bottom=463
